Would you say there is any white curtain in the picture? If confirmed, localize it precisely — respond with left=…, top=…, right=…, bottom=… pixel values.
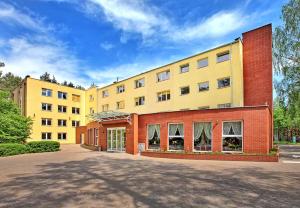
left=155, top=125, right=160, bottom=139
left=148, top=125, right=156, bottom=139
left=223, top=123, right=231, bottom=135
left=223, top=122, right=242, bottom=135
left=194, top=123, right=204, bottom=140
left=177, top=124, right=184, bottom=136
left=169, top=124, right=177, bottom=136
left=203, top=123, right=212, bottom=140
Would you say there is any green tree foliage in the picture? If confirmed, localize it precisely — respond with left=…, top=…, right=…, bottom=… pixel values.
left=40, top=72, right=51, bottom=82
left=0, top=70, right=22, bottom=92
left=0, top=90, right=32, bottom=143
left=273, top=0, right=300, bottom=128
left=51, top=75, right=57, bottom=83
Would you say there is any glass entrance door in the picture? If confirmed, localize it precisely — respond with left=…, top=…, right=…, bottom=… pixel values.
left=107, top=128, right=126, bottom=152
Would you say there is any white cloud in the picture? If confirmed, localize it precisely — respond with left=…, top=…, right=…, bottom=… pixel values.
left=100, top=42, right=114, bottom=50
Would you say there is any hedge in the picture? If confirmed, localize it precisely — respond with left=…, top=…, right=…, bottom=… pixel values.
left=27, top=141, right=60, bottom=153
left=0, top=141, right=60, bottom=157
left=0, top=143, right=28, bottom=156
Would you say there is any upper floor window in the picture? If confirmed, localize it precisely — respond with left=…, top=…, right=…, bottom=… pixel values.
left=72, top=94, right=80, bottom=102
left=58, top=119, right=67, bottom=127
left=58, top=133, right=67, bottom=140
left=102, top=90, right=109, bottom=98
left=102, top=104, right=109, bottom=112
left=72, top=120, right=80, bottom=127
left=157, top=70, right=170, bottom=82
left=180, top=64, right=189, bottom=73
left=42, top=103, right=52, bottom=111
left=117, top=85, right=125, bottom=94
left=58, top=105, right=67, bottom=113
left=198, top=58, right=208, bottom=68
left=41, top=118, right=52, bottom=126
left=116, top=101, right=125, bottom=109
left=135, top=96, right=145, bottom=106
left=218, top=77, right=231, bottom=88
left=72, top=107, right=80, bottom=114
left=58, top=91, right=67, bottom=100
left=135, top=78, right=145, bottom=88
left=198, top=81, right=209, bottom=92
left=89, top=95, right=94, bottom=101
left=42, top=88, right=52, bottom=97
left=157, top=90, right=170, bottom=102
left=218, top=103, right=231, bottom=108
left=217, top=51, right=230, bottom=63
left=180, top=86, right=190, bottom=95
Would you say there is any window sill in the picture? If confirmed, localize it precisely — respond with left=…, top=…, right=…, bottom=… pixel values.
left=217, top=86, right=231, bottom=89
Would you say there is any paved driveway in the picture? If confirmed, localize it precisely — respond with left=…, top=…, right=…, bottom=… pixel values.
left=0, top=145, right=299, bottom=208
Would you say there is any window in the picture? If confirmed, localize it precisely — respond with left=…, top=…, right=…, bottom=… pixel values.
left=198, top=106, right=210, bottom=110
left=222, top=121, right=243, bottom=151
left=198, top=81, right=209, bottom=92
left=135, top=96, right=145, bottom=106
left=102, top=90, right=109, bottom=98
left=157, top=90, right=170, bottom=102
left=89, top=95, right=94, bottom=101
left=58, top=91, right=67, bottom=99
left=42, top=103, right=52, bottom=111
left=72, top=120, right=80, bottom=127
left=58, top=119, right=67, bottom=127
left=218, top=103, right=231, bottom=108
left=42, top=132, right=51, bottom=140
left=193, top=122, right=212, bottom=151
left=157, top=70, right=170, bottom=82
left=135, top=78, right=145, bottom=88
left=72, top=107, right=80, bottom=114
left=42, top=88, right=52, bottom=97
left=217, top=51, right=230, bottom=63
left=58, top=105, right=67, bottom=113
left=90, top=108, right=94, bottom=114
left=94, top=129, right=98, bottom=146
left=180, top=64, right=189, bottom=73
left=218, top=77, right=230, bottom=88
left=180, top=86, right=190, bottom=95
left=72, top=94, right=80, bottom=102
left=147, top=124, right=160, bottom=150
left=117, top=85, right=125, bottom=93
left=41, top=118, right=52, bottom=126
left=102, top=104, right=109, bottom=112
left=58, top=133, right=67, bottom=140
left=198, top=58, right=208, bottom=68
left=168, top=124, right=184, bottom=151
left=116, top=101, right=125, bottom=109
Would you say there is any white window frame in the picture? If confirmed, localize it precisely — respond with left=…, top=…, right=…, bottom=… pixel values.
left=58, top=105, right=67, bottom=113
left=94, top=128, right=98, bottom=146
left=198, top=58, right=209, bottom=68
left=116, top=101, right=125, bottom=109
left=157, top=70, right=170, bottom=82
left=180, top=64, right=189, bottom=73
left=135, top=96, right=145, bottom=106
left=72, top=107, right=80, bottom=114
left=222, top=120, right=243, bottom=153
left=218, top=103, right=231, bottom=108
left=102, top=90, right=109, bottom=98
left=58, top=132, right=67, bottom=140
left=41, top=118, right=52, bottom=126
left=157, top=90, right=171, bottom=102
left=117, top=85, right=125, bottom=94
left=42, top=88, right=52, bottom=97
left=58, top=119, right=67, bottom=127
left=217, top=51, right=230, bottom=63
left=192, top=121, right=213, bottom=152
left=135, top=78, right=145, bottom=88
left=167, top=123, right=184, bottom=151
left=41, top=103, right=52, bottom=111
left=72, top=120, right=80, bottom=127
left=180, top=86, right=190, bottom=95
left=217, top=77, right=231, bottom=89
left=198, top=81, right=209, bottom=92
left=58, top=91, right=67, bottom=100
left=42, top=132, right=52, bottom=140
left=147, top=124, right=160, bottom=150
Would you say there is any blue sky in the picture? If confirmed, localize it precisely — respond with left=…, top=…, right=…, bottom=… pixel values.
left=0, top=0, right=286, bottom=87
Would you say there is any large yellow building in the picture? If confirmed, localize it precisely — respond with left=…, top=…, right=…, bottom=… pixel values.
left=13, top=39, right=245, bottom=144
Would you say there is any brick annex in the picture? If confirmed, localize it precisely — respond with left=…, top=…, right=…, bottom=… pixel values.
left=77, top=24, right=276, bottom=162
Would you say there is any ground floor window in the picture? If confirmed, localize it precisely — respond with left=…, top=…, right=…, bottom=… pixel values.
left=147, top=124, right=160, bottom=150
left=94, top=128, right=98, bottom=146
left=193, top=122, right=212, bottom=151
left=222, top=121, right=243, bottom=151
left=168, top=123, right=184, bottom=150
left=58, top=133, right=67, bottom=140
left=42, top=132, right=51, bottom=140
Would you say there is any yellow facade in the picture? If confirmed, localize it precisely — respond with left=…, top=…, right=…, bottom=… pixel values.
left=13, top=40, right=244, bottom=143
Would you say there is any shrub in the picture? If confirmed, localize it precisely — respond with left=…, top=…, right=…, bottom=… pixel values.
left=26, top=141, right=60, bottom=153
left=0, top=143, right=28, bottom=157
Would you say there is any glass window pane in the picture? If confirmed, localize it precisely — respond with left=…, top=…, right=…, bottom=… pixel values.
left=194, top=122, right=212, bottom=151
left=198, top=58, right=208, bottom=68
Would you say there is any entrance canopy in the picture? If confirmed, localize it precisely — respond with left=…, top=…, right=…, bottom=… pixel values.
left=89, top=111, right=131, bottom=123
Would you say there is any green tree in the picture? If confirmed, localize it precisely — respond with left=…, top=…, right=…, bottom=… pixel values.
left=68, top=82, right=74, bottom=87
left=273, top=0, right=300, bottom=128
left=0, top=90, right=32, bottom=143
left=40, top=72, right=51, bottom=82
left=51, top=75, right=57, bottom=84
left=0, top=70, right=22, bottom=92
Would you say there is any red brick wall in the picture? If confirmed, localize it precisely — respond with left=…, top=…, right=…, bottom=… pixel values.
left=138, top=106, right=272, bottom=154
left=243, top=24, right=273, bottom=108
